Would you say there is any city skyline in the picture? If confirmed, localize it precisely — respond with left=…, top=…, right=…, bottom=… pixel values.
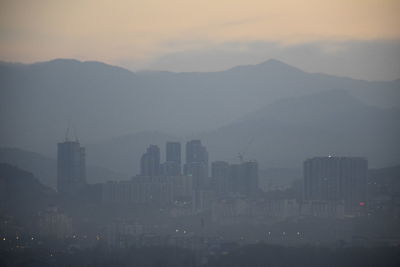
left=1, top=1, right=399, bottom=266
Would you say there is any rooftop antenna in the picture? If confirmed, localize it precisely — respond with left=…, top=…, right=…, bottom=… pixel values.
left=65, top=120, right=71, bottom=141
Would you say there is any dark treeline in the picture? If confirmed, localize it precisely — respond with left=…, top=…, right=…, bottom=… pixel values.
left=0, top=245, right=195, bottom=267
left=1, top=244, right=400, bottom=267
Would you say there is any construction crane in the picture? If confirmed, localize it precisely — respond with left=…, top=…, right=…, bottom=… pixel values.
left=219, top=137, right=255, bottom=163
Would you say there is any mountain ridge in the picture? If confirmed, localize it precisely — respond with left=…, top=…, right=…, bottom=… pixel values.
left=3, top=57, right=400, bottom=82
left=1, top=58, right=399, bottom=159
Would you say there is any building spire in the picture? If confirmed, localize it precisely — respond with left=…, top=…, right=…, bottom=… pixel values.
left=64, top=121, right=80, bottom=143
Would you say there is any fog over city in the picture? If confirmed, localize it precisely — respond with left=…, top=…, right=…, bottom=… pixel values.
left=0, top=1, right=400, bottom=266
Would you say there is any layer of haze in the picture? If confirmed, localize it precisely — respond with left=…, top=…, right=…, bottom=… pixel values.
left=0, top=0, right=400, bottom=80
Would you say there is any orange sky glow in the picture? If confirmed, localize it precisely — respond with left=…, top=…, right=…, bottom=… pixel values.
left=0, top=0, right=399, bottom=67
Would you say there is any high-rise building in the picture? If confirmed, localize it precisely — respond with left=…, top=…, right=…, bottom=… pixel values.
left=185, top=140, right=208, bottom=166
left=187, top=162, right=208, bottom=189
left=164, top=142, right=181, bottom=176
left=184, top=140, right=208, bottom=189
left=303, top=156, right=368, bottom=214
left=241, top=161, right=259, bottom=193
left=57, top=140, right=86, bottom=194
left=229, top=164, right=243, bottom=193
left=140, top=145, right=161, bottom=176
left=183, top=140, right=209, bottom=211
left=228, top=161, right=259, bottom=195
left=211, top=161, right=230, bottom=194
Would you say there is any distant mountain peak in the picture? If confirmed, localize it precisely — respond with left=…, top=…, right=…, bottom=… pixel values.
left=257, top=58, right=304, bottom=71
left=227, top=58, right=304, bottom=74
left=29, top=58, right=135, bottom=76
left=258, top=58, right=287, bottom=66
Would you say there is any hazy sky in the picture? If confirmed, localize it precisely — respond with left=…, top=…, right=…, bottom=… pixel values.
left=0, top=0, right=399, bottom=80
